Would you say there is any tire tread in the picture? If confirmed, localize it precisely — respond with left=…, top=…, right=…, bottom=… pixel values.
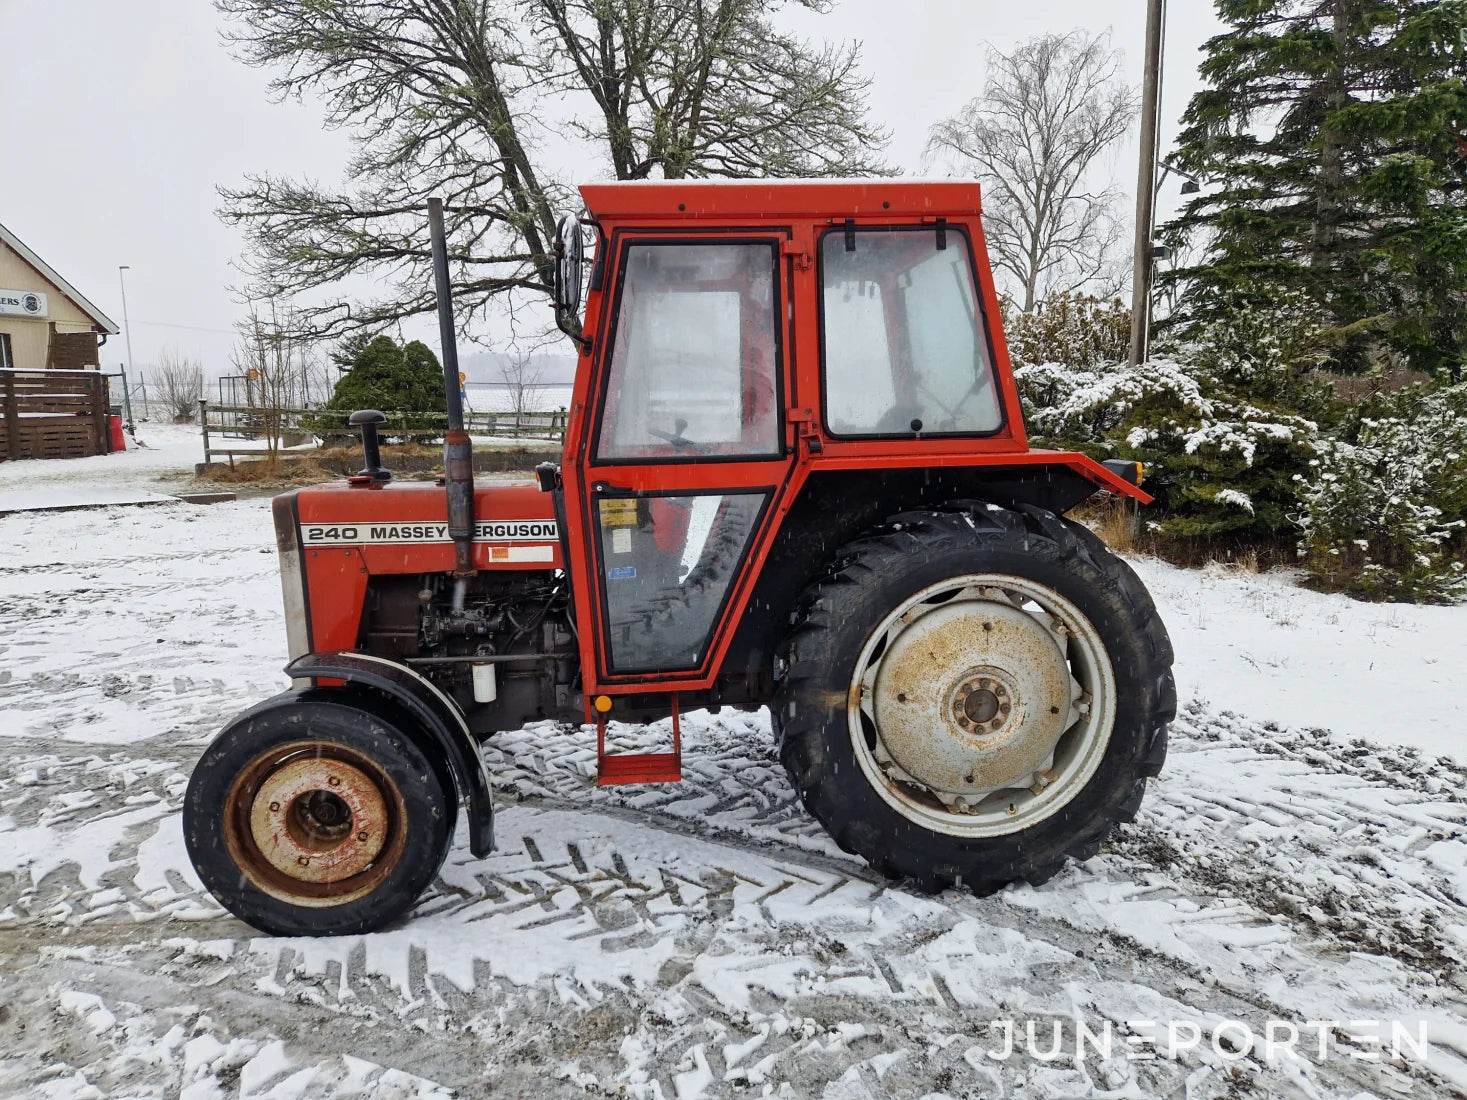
left=772, top=502, right=1175, bottom=897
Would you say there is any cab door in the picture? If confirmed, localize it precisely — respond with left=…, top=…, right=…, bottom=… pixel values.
left=567, top=232, right=794, bottom=690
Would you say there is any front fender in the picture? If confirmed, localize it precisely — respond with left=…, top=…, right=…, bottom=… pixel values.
left=285, top=651, right=495, bottom=857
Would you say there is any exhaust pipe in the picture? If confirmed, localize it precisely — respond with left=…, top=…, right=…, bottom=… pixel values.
left=428, top=197, right=477, bottom=600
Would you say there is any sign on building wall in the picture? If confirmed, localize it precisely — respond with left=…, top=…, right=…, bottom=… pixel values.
left=0, top=289, right=49, bottom=318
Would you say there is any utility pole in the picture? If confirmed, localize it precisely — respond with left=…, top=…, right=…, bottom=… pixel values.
left=1129, top=0, right=1166, bottom=366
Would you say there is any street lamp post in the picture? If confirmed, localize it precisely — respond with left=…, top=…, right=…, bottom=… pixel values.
left=117, top=265, right=136, bottom=432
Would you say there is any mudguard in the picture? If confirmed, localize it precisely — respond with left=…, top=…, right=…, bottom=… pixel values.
left=285, top=650, right=495, bottom=857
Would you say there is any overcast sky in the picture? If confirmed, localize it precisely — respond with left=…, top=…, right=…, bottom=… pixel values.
left=0, top=0, right=1222, bottom=378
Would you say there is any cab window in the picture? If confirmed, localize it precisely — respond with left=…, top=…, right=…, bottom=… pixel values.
left=595, top=241, right=780, bottom=462
left=821, top=227, right=1001, bottom=438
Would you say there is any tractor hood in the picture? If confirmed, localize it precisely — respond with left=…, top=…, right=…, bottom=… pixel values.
left=288, top=479, right=563, bottom=573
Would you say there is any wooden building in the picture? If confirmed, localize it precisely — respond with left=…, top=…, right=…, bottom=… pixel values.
left=0, top=221, right=119, bottom=371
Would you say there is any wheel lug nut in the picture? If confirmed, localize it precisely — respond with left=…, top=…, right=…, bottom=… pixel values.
left=1000, top=703, right=1011, bottom=714
left=268, top=801, right=280, bottom=812
left=297, top=856, right=310, bottom=867
left=327, top=776, right=342, bottom=787
left=356, top=830, right=369, bottom=842
left=990, top=718, right=1003, bottom=729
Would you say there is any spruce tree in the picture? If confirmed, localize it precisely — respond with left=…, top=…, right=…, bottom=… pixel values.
left=314, top=336, right=448, bottom=441
left=322, top=337, right=446, bottom=415
left=1166, top=0, right=1467, bottom=381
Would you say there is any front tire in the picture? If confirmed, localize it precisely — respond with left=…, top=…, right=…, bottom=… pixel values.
left=184, top=691, right=455, bottom=936
left=772, top=504, right=1174, bottom=894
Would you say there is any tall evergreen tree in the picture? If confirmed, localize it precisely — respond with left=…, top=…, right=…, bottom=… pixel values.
left=1165, top=0, right=1467, bottom=381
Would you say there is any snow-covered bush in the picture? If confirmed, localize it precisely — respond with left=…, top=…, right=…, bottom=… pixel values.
left=1002, top=293, right=1130, bottom=370
left=1016, top=355, right=1319, bottom=539
left=1297, top=384, right=1467, bottom=601
left=1178, top=286, right=1333, bottom=401
left=1011, top=290, right=1467, bottom=600
left=1159, top=280, right=1344, bottom=425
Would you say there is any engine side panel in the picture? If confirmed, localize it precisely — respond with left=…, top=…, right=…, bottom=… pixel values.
left=288, top=480, right=562, bottom=652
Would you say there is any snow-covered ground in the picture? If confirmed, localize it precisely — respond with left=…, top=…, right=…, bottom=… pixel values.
left=2, top=437, right=1466, bottom=1098
left=1, top=421, right=205, bottom=493
left=1134, top=557, right=1467, bottom=759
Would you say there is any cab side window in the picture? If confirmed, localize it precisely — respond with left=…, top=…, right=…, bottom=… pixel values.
left=821, top=228, right=1001, bottom=438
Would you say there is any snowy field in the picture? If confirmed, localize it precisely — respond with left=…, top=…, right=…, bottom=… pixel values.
left=2, top=432, right=1467, bottom=1099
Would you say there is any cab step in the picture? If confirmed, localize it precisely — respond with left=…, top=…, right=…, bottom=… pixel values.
left=595, top=697, right=683, bottom=785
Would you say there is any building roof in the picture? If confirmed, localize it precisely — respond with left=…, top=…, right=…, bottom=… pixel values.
left=579, top=179, right=984, bottom=221
left=0, top=220, right=120, bottom=334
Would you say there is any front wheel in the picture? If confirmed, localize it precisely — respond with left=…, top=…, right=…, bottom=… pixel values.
left=183, top=691, right=455, bottom=936
left=772, top=504, right=1174, bottom=894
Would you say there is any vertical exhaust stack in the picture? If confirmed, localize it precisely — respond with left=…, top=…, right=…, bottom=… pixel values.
left=427, top=197, right=477, bottom=598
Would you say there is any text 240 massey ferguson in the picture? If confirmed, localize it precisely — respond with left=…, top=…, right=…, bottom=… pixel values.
left=183, top=181, right=1175, bottom=936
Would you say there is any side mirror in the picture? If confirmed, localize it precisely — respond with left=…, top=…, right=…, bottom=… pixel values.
left=553, top=213, right=583, bottom=316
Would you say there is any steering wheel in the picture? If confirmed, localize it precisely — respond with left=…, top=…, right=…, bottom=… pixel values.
left=648, top=418, right=712, bottom=455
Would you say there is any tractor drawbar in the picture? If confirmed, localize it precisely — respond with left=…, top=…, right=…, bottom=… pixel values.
left=428, top=196, right=477, bottom=606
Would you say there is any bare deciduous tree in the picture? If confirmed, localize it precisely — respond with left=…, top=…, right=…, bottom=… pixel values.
left=533, top=0, right=886, bottom=180
left=926, top=32, right=1136, bottom=312
left=502, top=348, right=546, bottom=425
left=216, top=0, right=889, bottom=342
left=231, top=301, right=322, bottom=462
left=153, top=348, right=204, bottom=422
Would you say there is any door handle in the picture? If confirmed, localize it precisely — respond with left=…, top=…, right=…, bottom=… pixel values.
left=591, top=481, right=636, bottom=495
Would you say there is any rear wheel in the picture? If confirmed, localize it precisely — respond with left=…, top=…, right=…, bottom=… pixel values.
left=772, top=504, right=1174, bottom=894
left=183, top=693, right=455, bottom=936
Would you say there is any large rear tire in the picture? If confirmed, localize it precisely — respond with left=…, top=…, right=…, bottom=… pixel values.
left=771, top=503, right=1174, bottom=894
left=184, top=691, right=455, bottom=936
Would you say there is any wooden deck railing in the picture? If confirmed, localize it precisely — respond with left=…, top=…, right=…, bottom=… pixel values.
left=0, top=369, right=111, bottom=461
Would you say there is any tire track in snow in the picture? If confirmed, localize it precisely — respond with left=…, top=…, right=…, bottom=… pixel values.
left=487, top=705, right=1467, bottom=988
left=3, top=498, right=1466, bottom=1094
left=3, top=738, right=1453, bottom=1097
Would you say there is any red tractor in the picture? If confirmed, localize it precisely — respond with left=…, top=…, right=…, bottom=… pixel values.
left=184, top=181, right=1174, bottom=936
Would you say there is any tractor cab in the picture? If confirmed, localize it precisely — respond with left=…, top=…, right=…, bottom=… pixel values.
left=184, top=182, right=1172, bottom=939
left=550, top=182, right=1138, bottom=701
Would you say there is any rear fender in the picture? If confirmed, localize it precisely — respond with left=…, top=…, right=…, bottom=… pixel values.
left=285, top=651, right=495, bottom=857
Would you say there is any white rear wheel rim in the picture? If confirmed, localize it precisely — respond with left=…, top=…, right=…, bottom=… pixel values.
left=847, top=573, right=1117, bottom=839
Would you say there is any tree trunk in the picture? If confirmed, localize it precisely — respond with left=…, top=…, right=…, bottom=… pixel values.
left=1312, top=0, right=1351, bottom=269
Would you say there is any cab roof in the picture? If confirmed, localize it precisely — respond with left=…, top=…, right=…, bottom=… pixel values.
left=578, top=179, right=983, bottom=222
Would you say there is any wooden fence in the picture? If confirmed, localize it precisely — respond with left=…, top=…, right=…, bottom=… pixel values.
left=0, top=369, right=111, bottom=461
left=199, top=401, right=568, bottom=467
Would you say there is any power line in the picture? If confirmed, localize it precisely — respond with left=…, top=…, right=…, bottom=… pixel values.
left=129, top=316, right=234, bottom=334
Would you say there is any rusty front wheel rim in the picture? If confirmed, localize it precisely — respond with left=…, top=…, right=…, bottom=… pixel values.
left=847, top=574, right=1117, bottom=839
left=222, top=741, right=409, bottom=909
